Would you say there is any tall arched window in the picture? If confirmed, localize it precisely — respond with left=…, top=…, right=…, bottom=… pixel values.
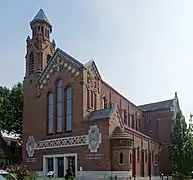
left=56, top=80, right=63, bottom=133
left=47, top=54, right=51, bottom=63
left=66, top=87, right=72, bottom=131
left=47, top=93, right=54, bottom=134
left=29, top=52, right=34, bottom=74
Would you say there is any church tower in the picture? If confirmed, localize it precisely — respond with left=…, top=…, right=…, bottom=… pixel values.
left=25, top=9, right=55, bottom=78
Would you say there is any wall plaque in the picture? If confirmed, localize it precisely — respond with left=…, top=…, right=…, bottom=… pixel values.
left=26, top=158, right=36, bottom=163
left=85, top=153, right=104, bottom=160
left=26, top=136, right=37, bottom=157
left=88, top=125, right=102, bottom=153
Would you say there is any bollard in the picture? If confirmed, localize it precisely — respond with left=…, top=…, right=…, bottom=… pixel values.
left=115, top=175, right=117, bottom=180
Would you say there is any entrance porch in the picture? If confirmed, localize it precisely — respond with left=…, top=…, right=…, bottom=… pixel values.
left=43, top=153, right=77, bottom=178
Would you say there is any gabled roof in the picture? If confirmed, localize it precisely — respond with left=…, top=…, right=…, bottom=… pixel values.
left=88, top=103, right=124, bottom=128
left=84, top=60, right=101, bottom=78
left=32, top=9, right=50, bottom=24
left=138, top=99, right=174, bottom=112
left=88, top=107, right=115, bottom=121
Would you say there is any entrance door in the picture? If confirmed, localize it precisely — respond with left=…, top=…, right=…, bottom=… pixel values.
left=47, top=158, right=54, bottom=172
left=57, top=157, right=64, bottom=178
left=67, top=156, right=75, bottom=177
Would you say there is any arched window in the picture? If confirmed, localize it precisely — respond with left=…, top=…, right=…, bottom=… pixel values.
left=119, top=152, right=124, bottom=165
left=29, top=52, right=34, bottom=74
left=128, top=106, right=130, bottom=127
left=123, top=110, right=127, bottom=125
left=47, top=54, right=51, bottom=63
left=132, top=114, right=135, bottom=129
left=47, top=93, right=54, bottom=134
left=87, top=89, right=90, bottom=109
left=103, top=97, right=108, bottom=109
left=66, top=87, right=72, bottom=131
left=56, top=80, right=63, bottom=133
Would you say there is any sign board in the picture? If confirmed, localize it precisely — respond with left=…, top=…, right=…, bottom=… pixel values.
left=47, top=171, right=54, bottom=177
left=26, top=158, right=36, bottom=163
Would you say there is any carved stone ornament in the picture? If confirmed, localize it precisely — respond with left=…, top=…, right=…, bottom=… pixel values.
left=25, top=126, right=102, bottom=152
left=26, top=136, right=37, bottom=158
left=37, top=55, right=81, bottom=96
left=88, top=125, right=102, bottom=153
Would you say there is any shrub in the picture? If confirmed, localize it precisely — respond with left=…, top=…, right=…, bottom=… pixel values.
left=28, top=171, right=38, bottom=180
left=64, top=168, right=74, bottom=180
left=6, top=165, right=29, bottom=180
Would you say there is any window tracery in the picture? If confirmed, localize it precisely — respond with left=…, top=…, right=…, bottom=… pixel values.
left=86, top=70, right=98, bottom=110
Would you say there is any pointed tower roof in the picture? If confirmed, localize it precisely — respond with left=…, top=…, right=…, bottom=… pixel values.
left=30, top=9, right=52, bottom=31
left=33, top=9, right=50, bottom=23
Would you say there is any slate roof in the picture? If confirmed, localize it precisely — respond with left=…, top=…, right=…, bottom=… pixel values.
left=32, top=9, right=50, bottom=24
left=58, top=48, right=84, bottom=68
left=88, top=107, right=115, bottom=121
left=138, top=99, right=174, bottom=112
left=37, top=48, right=84, bottom=83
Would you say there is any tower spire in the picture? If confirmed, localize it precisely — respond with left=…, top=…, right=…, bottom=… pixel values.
left=25, top=9, right=55, bottom=77
left=30, top=9, right=52, bottom=32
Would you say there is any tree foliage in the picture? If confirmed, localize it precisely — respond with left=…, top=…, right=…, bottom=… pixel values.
left=168, top=112, right=193, bottom=178
left=0, top=83, right=23, bottom=137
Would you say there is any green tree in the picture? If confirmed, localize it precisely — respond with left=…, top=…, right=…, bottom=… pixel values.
left=168, top=112, right=193, bottom=178
left=0, top=148, right=5, bottom=166
left=0, top=83, right=23, bottom=138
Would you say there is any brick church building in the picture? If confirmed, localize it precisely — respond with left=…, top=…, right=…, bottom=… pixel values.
left=22, top=9, right=180, bottom=179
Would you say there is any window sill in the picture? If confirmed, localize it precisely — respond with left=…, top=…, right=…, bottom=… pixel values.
left=47, top=133, right=54, bottom=136
left=119, top=163, right=124, bottom=166
left=86, top=107, right=95, bottom=112
left=45, top=131, right=73, bottom=139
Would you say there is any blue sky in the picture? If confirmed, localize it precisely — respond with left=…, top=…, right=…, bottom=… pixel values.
left=0, top=0, right=193, bottom=120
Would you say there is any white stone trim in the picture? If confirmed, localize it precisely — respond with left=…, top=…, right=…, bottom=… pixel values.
left=88, top=125, right=102, bottom=153
left=43, top=153, right=78, bottom=178
left=36, top=135, right=88, bottom=150
left=31, top=125, right=102, bottom=152
left=77, top=171, right=132, bottom=179
left=36, top=170, right=132, bottom=179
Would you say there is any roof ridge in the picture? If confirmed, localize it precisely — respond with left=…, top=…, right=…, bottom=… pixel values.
left=138, top=98, right=174, bottom=107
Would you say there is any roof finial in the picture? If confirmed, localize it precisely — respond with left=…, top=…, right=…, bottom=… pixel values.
left=175, top=92, right=177, bottom=98
left=40, top=0, right=43, bottom=9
